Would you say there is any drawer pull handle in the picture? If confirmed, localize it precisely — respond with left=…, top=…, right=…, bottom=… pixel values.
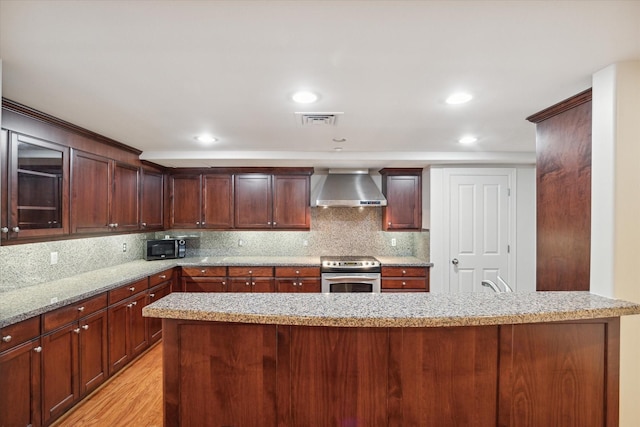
left=82, top=325, right=89, bottom=330
left=33, top=346, right=42, bottom=353
left=129, top=287, right=136, bottom=292
left=73, top=328, right=81, bottom=334
left=2, top=335, right=11, bottom=343
left=77, top=306, right=85, bottom=312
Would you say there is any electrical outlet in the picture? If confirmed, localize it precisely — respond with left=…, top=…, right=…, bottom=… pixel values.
left=50, top=252, right=58, bottom=265
left=238, top=239, right=244, bottom=247
left=122, top=243, right=127, bottom=252
left=391, top=238, right=397, bottom=247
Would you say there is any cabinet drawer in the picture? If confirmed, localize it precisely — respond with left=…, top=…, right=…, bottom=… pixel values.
left=275, top=266, right=320, bottom=277
left=381, top=266, right=426, bottom=277
left=149, top=268, right=174, bottom=287
left=43, top=293, right=108, bottom=333
left=381, top=278, right=427, bottom=290
left=182, top=266, right=227, bottom=277
left=228, top=266, right=273, bottom=277
left=109, top=278, right=149, bottom=304
left=0, top=316, right=40, bottom=352
left=183, top=277, right=227, bottom=293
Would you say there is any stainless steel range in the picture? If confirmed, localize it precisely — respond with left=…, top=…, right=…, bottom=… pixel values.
left=321, top=256, right=381, bottom=293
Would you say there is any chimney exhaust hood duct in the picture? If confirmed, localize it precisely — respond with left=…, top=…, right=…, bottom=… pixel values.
left=315, top=169, right=387, bottom=207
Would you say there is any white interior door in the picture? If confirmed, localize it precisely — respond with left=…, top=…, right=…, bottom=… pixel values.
left=448, top=172, right=513, bottom=292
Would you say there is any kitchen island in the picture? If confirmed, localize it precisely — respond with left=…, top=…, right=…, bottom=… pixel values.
left=144, top=292, right=640, bottom=427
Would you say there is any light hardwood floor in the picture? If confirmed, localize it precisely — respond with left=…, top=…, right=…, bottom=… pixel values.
left=52, top=343, right=163, bottom=427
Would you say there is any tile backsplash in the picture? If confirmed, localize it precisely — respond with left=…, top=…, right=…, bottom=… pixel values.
left=1, top=207, right=428, bottom=290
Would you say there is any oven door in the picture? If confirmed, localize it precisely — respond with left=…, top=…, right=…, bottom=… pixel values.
left=321, top=273, right=381, bottom=293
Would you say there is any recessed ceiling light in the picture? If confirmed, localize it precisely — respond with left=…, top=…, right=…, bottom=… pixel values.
left=195, top=134, right=217, bottom=144
left=458, top=136, right=478, bottom=144
left=292, top=91, right=318, bottom=104
left=446, top=92, right=473, bottom=105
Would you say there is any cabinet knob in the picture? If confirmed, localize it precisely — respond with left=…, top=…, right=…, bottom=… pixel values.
left=113, top=223, right=118, bottom=228
left=12, top=226, right=20, bottom=233
left=33, top=346, right=42, bottom=353
left=1, top=335, right=11, bottom=343
left=149, top=293, right=155, bottom=298
left=1, top=227, right=8, bottom=233
left=222, top=281, right=226, bottom=285
left=201, top=270, right=206, bottom=274
left=293, top=282, right=298, bottom=286
left=248, top=270, right=253, bottom=275
left=252, top=282, right=256, bottom=286
left=295, top=270, right=300, bottom=274
left=402, top=270, right=406, bottom=275
left=267, top=221, right=271, bottom=225
left=245, top=282, right=250, bottom=286
left=73, top=328, right=81, bottom=334
left=131, top=301, right=137, bottom=306
left=141, top=222, right=147, bottom=228
left=127, top=303, right=133, bottom=308
left=402, top=281, right=406, bottom=286
left=82, top=325, right=89, bottom=330
left=196, top=221, right=200, bottom=225
left=129, top=287, right=136, bottom=292
left=388, top=222, right=392, bottom=226
left=160, top=275, right=166, bottom=279
left=77, top=306, right=85, bottom=312
left=273, top=222, right=277, bottom=226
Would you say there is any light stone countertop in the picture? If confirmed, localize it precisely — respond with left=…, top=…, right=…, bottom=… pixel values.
left=0, top=256, right=430, bottom=328
left=143, top=292, right=640, bottom=328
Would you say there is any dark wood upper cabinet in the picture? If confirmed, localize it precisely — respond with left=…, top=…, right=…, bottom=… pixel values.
left=380, top=168, right=422, bottom=231
left=527, top=89, right=592, bottom=291
left=71, top=150, right=139, bottom=234
left=234, top=173, right=311, bottom=230
left=169, top=174, right=203, bottom=228
left=169, top=173, right=234, bottom=229
left=203, top=174, right=233, bottom=229
left=112, top=162, right=139, bottom=231
left=2, top=132, right=70, bottom=241
left=71, top=150, right=112, bottom=234
left=140, top=168, right=164, bottom=230
left=273, top=175, right=310, bottom=229
left=235, top=174, right=273, bottom=229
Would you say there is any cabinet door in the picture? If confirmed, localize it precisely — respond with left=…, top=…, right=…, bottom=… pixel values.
left=297, top=278, right=320, bottom=293
left=130, top=292, right=149, bottom=357
left=148, top=282, right=172, bottom=344
left=7, top=132, right=70, bottom=239
left=112, top=162, right=139, bottom=231
left=140, top=169, right=164, bottom=230
left=0, top=338, right=42, bottom=427
left=108, top=301, right=130, bottom=375
left=234, top=174, right=272, bottom=229
left=170, top=174, right=202, bottom=228
left=203, top=174, right=233, bottom=229
left=42, top=323, right=79, bottom=425
left=252, top=278, right=276, bottom=293
left=273, top=175, right=310, bottom=229
left=78, top=309, right=108, bottom=396
left=71, top=150, right=111, bottom=233
left=228, top=278, right=255, bottom=293
left=383, top=174, right=421, bottom=230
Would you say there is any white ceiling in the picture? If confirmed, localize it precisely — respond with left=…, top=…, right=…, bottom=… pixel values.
left=1, top=1, right=639, bottom=169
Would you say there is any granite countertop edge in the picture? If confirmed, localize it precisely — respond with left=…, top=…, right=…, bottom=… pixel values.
left=0, top=256, right=431, bottom=328
left=142, top=292, right=640, bottom=328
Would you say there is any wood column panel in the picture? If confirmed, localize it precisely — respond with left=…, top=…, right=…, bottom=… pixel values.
left=528, top=89, right=592, bottom=291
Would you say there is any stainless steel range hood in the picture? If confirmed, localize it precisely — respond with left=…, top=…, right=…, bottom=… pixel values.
left=315, top=169, right=387, bottom=207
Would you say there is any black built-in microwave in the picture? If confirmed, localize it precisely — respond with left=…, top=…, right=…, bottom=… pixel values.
left=145, top=239, right=186, bottom=260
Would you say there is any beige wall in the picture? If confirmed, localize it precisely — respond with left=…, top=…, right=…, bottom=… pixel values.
left=592, top=61, right=640, bottom=426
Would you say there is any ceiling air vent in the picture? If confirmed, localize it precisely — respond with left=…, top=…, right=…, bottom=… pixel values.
left=295, top=112, right=343, bottom=126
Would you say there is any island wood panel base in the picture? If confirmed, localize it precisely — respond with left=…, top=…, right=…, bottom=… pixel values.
left=162, top=317, right=620, bottom=427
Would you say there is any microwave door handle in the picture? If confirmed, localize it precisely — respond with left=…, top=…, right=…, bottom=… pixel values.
left=325, top=276, right=377, bottom=282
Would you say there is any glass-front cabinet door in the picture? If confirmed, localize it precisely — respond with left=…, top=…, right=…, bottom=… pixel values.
left=3, top=132, right=69, bottom=240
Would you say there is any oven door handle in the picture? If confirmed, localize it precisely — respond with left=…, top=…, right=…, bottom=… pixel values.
left=324, top=276, right=378, bottom=282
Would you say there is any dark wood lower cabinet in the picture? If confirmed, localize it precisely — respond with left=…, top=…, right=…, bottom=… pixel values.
left=42, top=309, right=108, bottom=425
left=0, top=338, right=41, bottom=427
left=108, top=292, right=148, bottom=375
left=163, top=317, right=620, bottom=427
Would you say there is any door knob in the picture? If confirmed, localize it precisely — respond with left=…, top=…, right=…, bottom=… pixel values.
left=451, top=258, right=459, bottom=265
